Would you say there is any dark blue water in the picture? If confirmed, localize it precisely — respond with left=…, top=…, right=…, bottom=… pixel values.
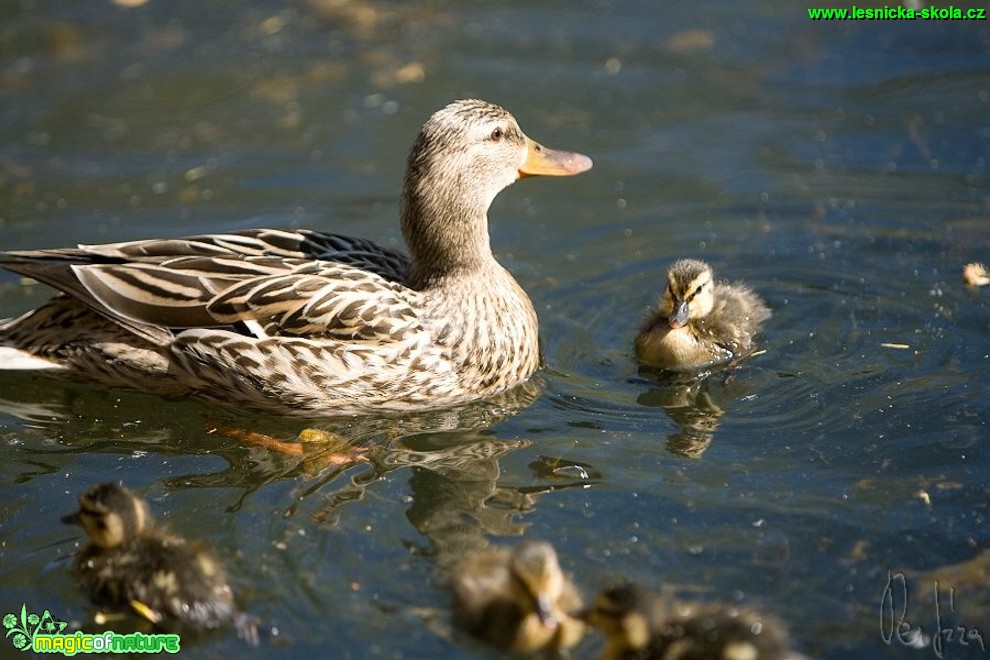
left=1, top=1, right=989, bottom=658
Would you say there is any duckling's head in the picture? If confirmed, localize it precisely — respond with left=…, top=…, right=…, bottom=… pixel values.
left=509, top=541, right=567, bottom=628
left=401, top=100, right=591, bottom=277
left=582, top=583, right=661, bottom=652
left=62, top=482, right=151, bottom=549
left=661, top=259, right=716, bottom=328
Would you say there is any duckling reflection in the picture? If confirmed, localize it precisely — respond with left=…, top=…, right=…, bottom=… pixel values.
left=584, top=583, right=804, bottom=660
left=402, top=437, right=602, bottom=572
left=636, top=259, right=770, bottom=372
left=450, top=540, right=584, bottom=653
left=63, top=482, right=255, bottom=642
left=637, top=377, right=726, bottom=458
left=403, top=433, right=535, bottom=568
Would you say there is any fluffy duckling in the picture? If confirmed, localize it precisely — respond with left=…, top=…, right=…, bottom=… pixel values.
left=635, top=259, right=770, bottom=371
left=63, top=482, right=252, bottom=640
left=584, top=583, right=803, bottom=660
left=450, top=540, right=584, bottom=653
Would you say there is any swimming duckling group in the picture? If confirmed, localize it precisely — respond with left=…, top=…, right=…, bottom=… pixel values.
left=62, top=485, right=801, bottom=658
left=59, top=481, right=795, bottom=657
left=449, top=541, right=805, bottom=659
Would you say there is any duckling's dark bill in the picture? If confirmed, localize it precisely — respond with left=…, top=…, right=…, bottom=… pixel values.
left=518, top=138, right=593, bottom=178
left=535, top=592, right=558, bottom=628
left=669, top=301, right=689, bottom=329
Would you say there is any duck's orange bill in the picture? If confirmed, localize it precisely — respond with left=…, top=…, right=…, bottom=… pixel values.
left=519, top=137, right=593, bottom=178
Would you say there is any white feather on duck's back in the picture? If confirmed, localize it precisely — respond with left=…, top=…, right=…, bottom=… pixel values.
left=0, top=100, right=592, bottom=414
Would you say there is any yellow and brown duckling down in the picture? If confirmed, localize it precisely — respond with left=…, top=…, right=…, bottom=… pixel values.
left=63, top=482, right=254, bottom=641
left=450, top=540, right=585, bottom=653
left=583, top=583, right=804, bottom=660
left=0, top=100, right=591, bottom=414
left=635, top=259, right=770, bottom=371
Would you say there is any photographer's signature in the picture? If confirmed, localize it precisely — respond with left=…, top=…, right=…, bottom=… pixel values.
left=881, top=571, right=985, bottom=658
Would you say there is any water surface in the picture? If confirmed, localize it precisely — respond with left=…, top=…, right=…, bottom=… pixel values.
left=1, top=1, right=989, bottom=658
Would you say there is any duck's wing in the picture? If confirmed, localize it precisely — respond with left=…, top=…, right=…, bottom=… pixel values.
left=2, top=255, right=294, bottom=343
left=206, top=261, right=422, bottom=342
left=1, top=230, right=419, bottom=345
left=7, top=228, right=411, bottom=282
left=282, top=229, right=411, bottom=283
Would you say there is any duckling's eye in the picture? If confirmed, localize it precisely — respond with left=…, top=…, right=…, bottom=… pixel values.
left=490, top=127, right=503, bottom=142
left=686, top=281, right=708, bottom=301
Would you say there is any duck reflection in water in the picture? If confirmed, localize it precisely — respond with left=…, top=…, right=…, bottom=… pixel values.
left=190, top=379, right=551, bottom=518
left=195, top=376, right=600, bottom=550
left=636, top=375, right=728, bottom=458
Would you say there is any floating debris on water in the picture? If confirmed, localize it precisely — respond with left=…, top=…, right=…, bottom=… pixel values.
left=963, top=262, right=990, bottom=287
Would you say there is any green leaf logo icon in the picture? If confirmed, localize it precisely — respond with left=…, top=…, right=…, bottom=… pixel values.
left=3, top=604, right=68, bottom=652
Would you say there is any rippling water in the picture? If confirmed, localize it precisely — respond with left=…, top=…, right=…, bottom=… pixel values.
left=1, top=1, right=989, bottom=658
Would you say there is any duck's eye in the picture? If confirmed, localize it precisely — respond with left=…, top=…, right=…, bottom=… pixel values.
left=490, top=127, right=503, bottom=142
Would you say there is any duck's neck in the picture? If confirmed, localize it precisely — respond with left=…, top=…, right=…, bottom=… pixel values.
left=400, top=173, right=498, bottom=290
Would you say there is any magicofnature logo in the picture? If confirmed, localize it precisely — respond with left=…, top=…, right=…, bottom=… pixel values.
left=3, top=604, right=180, bottom=655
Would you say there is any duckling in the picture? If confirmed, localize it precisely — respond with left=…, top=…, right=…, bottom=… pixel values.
left=635, top=259, right=770, bottom=371
left=63, top=482, right=253, bottom=640
left=450, top=540, right=584, bottom=653
left=583, top=583, right=803, bottom=660
left=0, top=100, right=592, bottom=415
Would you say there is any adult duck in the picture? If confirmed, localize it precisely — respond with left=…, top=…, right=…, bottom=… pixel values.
left=0, top=100, right=591, bottom=414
